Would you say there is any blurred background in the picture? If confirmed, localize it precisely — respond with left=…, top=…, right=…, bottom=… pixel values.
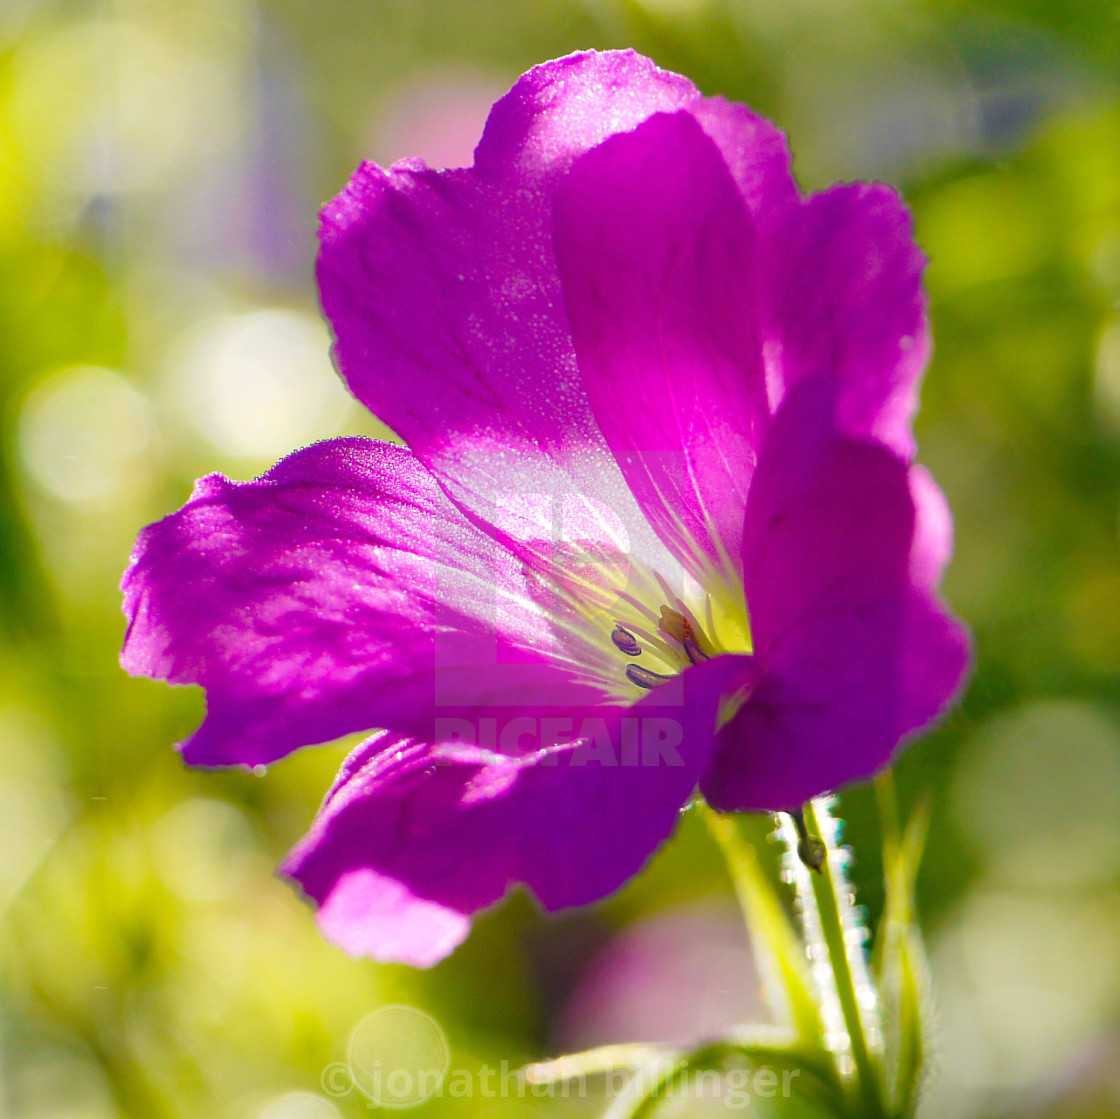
left=1, top=1, right=1119, bottom=1116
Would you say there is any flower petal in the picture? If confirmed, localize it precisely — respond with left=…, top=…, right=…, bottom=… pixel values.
left=700, top=377, right=969, bottom=811
left=908, top=464, right=954, bottom=588
left=760, top=183, right=930, bottom=457
left=553, top=110, right=769, bottom=579
left=685, top=96, right=798, bottom=230
left=282, top=654, right=751, bottom=966
left=317, top=51, right=699, bottom=572
left=121, top=438, right=606, bottom=768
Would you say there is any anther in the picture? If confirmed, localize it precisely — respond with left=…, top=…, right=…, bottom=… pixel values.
left=611, top=624, right=642, bottom=657
left=626, top=664, right=674, bottom=690
left=658, top=606, right=694, bottom=646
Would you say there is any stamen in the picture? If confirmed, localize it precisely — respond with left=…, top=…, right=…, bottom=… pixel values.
left=658, top=606, right=694, bottom=646
left=610, top=624, right=642, bottom=657
left=615, top=590, right=661, bottom=625
left=616, top=621, right=678, bottom=665
left=683, top=638, right=708, bottom=665
left=625, top=664, right=674, bottom=690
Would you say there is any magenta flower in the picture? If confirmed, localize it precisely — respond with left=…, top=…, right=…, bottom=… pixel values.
left=121, top=51, right=968, bottom=966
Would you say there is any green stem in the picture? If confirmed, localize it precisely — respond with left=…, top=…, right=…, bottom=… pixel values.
left=802, top=800, right=886, bottom=1119
left=874, top=771, right=901, bottom=869
left=700, top=804, right=824, bottom=1045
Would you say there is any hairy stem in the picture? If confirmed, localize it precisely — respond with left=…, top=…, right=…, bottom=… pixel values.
left=801, top=799, right=885, bottom=1118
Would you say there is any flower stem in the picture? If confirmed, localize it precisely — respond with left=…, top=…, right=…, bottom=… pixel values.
left=700, top=804, right=824, bottom=1046
left=801, top=799, right=886, bottom=1119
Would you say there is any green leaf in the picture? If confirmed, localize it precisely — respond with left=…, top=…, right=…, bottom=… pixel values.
left=604, top=1038, right=848, bottom=1119
left=522, top=1043, right=668, bottom=1085
left=874, top=778, right=934, bottom=1117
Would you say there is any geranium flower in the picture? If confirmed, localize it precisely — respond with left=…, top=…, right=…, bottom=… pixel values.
left=121, top=50, right=969, bottom=966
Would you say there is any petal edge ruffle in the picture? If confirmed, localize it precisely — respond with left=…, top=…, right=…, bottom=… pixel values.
left=283, top=654, right=752, bottom=965
left=701, top=377, right=969, bottom=811
left=121, top=438, right=606, bottom=768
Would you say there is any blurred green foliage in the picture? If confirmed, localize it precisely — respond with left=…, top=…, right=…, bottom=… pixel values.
left=1, top=1, right=1118, bottom=1117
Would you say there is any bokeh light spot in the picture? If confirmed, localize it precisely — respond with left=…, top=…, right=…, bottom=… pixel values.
left=1093, top=317, right=1120, bottom=433
left=164, top=309, right=349, bottom=459
left=17, top=364, right=150, bottom=503
left=257, top=1091, right=340, bottom=1119
left=152, top=797, right=259, bottom=903
left=952, top=699, right=1120, bottom=885
left=348, top=1005, right=449, bottom=1108
left=930, top=891, right=1120, bottom=1102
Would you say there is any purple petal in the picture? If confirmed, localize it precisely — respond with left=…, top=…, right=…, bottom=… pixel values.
left=908, top=464, right=954, bottom=588
left=121, top=438, right=605, bottom=768
left=317, top=51, right=700, bottom=572
left=760, top=183, right=930, bottom=457
left=685, top=96, right=798, bottom=230
left=700, top=377, right=969, bottom=811
left=282, top=654, right=751, bottom=966
left=553, top=110, right=769, bottom=578
left=473, top=50, right=696, bottom=177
